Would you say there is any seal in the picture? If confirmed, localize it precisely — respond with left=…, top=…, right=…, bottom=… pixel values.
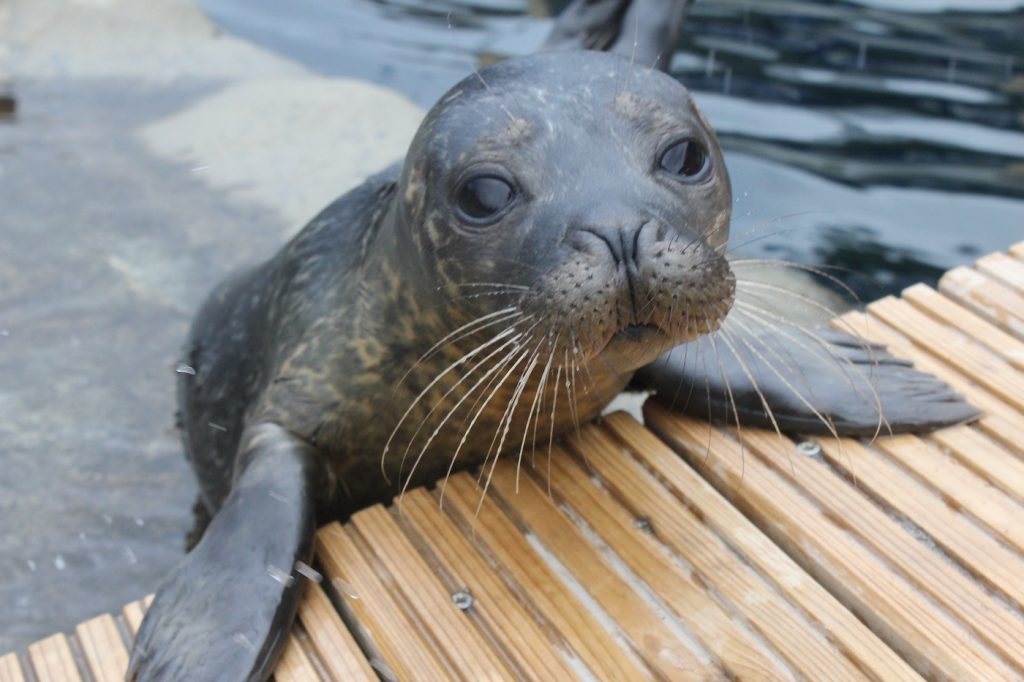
left=128, top=2, right=977, bottom=680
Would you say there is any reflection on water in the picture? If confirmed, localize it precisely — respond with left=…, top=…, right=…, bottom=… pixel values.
left=199, top=0, right=1024, bottom=299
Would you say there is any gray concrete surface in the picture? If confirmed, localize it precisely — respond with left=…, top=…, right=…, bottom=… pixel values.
left=0, top=0, right=422, bottom=651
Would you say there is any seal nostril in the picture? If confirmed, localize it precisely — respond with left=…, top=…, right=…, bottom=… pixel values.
left=577, top=222, right=647, bottom=267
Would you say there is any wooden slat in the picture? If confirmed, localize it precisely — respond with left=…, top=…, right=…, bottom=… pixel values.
left=488, top=458, right=732, bottom=680
left=121, top=594, right=153, bottom=636
left=550, top=440, right=846, bottom=680
left=565, top=423, right=909, bottom=682
left=75, top=614, right=129, bottom=682
left=274, top=631, right=320, bottom=682
left=296, top=583, right=376, bottom=681
left=604, top=413, right=922, bottom=682
left=868, top=296, right=1024, bottom=412
left=902, top=283, right=1024, bottom=371
left=1010, top=241, right=1024, bottom=260
left=443, top=473, right=654, bottom=680
left=835, top=310, right=1024, bottom=452
left=813, top=436, right=1024, bottom=610
left=977, top=251, right=1024, bottom=291
left=666, top=416, right=1024, bottom=673
left=317, top=522, right=452, bottom=681
left=398, top=489, right=583, bottom=681
left=645, top=406, right=1017, bottom=680
left=122, top=602, right=145, bottom=636
left=940, top=266, right=1024, bottom=338
left=27, top=634, right=82, bottom=682
left=931, top=426, right=1024, bottom=503
left=874, top=435, right=1024, bottom=554
left=350, top=506, right=516, bottom=681
left=0, top=653, right=26, bottom=682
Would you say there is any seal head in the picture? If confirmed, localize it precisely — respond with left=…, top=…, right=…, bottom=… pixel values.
left=398, top=51, right=735, bottom=373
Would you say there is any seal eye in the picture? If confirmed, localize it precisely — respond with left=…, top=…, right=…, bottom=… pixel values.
left=456, top=176, right=515, bottom=222
left=658, top=140, right=708, bottom=179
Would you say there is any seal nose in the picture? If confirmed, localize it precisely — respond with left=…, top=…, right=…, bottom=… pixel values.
left=579, top=222, right=645, bottom=268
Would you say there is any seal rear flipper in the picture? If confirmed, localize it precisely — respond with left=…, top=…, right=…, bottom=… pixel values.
left=127, top=424, right=319, bottom=682
left=634, top=324, right=981, bottom=436
left=544, top=0, right=692, bottom=71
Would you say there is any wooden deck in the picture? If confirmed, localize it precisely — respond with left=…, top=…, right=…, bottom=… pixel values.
left=3, top=242, right=1024, bottom=681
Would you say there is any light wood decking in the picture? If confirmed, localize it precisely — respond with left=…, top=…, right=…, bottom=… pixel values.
left=3, top=242, right=1023, bottom=681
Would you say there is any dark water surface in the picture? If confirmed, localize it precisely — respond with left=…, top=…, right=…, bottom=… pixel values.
left=200, top=0, right=1024, bottom=298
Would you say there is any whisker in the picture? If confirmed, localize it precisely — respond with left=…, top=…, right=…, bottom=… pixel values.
left=524, top=338, right=557, bottom=475
left=391, top=326, right=532, bottom=483
left=435, top=343, right=535, bottom=507
left=717, top=327, right=793, bottom=477
left=400, top=337, right=534, bottom=498
left=731, top=258, right=863, bottom=306
left=481, top=344, right=542, bottom=503
left=722, top=211, right=834, bottom=256
left=394, top=307, right=523, bottom=391
left=450, top=282, right=531, bottom=291
left=735, top=280, right=847, bottom=321
left=723, top=315, right=842, bottom=444
left=730, top=302, right=886, bottom=440
left=707, top=327, right=746, bottom=481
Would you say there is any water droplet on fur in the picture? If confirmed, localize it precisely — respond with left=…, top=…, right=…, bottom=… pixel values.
left=267, top=564, right=294, bottom=587
left=175, top=363, right=196, bottom=375
left=54, top=554, right=66, bottom=571
left=233, top=633, right=256, bottom=652
left=268, top=490, right=291, bottom=505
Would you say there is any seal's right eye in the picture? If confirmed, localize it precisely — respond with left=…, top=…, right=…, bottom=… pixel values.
left=456, top=176, right=516, bottom=223
left=658, top=139, right=708, bottom=180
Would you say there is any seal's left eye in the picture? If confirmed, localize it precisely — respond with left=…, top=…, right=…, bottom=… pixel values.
left=456, top=176, right=515, bottom=222
left=658, top=140, right=708, bottom=179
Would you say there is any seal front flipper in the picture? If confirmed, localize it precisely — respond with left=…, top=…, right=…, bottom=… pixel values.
left=544, top=0, right=691, bottom=71
left=635, top=324, right=980, bottom=436
left=127, top=423, right=319, bottom=682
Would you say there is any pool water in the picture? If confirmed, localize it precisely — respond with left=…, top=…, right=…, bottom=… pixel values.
left=199, top=0, right=1024, bottom=300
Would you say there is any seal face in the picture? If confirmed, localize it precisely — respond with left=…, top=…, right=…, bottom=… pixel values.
left=400, top=52, right=735, bottom=375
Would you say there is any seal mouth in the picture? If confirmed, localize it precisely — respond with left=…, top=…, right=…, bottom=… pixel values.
left=614, top=324, right=663, bottom=342
left=597, top=323, right=673, bottom=371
